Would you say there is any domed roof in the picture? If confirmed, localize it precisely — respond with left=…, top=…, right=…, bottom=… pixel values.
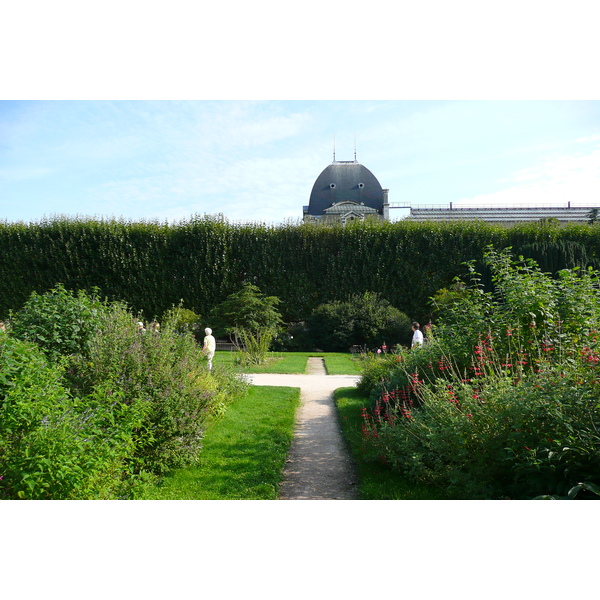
left=307, top=160, right=384, bottom=216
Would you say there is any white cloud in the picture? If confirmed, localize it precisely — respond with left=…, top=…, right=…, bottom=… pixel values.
left=83, top=150, right=317, bottom=224
left=455, top=146, right=600, bottom=207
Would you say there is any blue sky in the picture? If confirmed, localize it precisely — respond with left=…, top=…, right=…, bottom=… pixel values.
left=1, top=100, right=600, bottom=225
left=2, top=4, right=600, bottom=227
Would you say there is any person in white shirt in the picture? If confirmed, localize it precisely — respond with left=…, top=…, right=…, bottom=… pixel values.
left=202, top=327, right=216, bottom=371
left=411, top=322, right=424, bottom=348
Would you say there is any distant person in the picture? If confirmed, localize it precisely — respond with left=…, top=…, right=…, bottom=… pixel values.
left=411, top=322, right=423, bottom=348
left=202, top=327, right=216, bottom=371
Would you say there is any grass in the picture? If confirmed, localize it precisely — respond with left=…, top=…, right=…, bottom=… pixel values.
left=322, top=353, right=362, bottom=375
left=141, top=386, right=300, bottom=500
left=334, top=387, right=451, bottom=500
left=141, top=352, right=442, bottom=500
left=213, top=350, right=362, bottom=375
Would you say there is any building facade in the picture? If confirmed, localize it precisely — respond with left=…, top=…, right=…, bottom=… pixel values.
left=404, top=202, right=599, bottom=226
left=303, top=159, right=389, bottom=223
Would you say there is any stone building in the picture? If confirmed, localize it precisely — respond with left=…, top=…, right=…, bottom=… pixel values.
left=303, top=157, right=389, bottom=223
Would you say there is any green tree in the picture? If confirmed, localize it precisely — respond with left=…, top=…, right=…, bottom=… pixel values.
left=307, top=292, right=412, bottom=351
left=210, top=283, right=283, bottom=364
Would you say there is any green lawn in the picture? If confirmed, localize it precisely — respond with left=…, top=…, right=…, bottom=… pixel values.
left=214, top=350, right=362, bottom=375
left=141, top=386, right=300, bottom=500
left=140, top=354, right=444, bottom=500
left=334, top=387, right=451, bottom=500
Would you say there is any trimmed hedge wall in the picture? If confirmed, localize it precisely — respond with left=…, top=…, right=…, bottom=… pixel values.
left=2, top=216, right=599, bottom=324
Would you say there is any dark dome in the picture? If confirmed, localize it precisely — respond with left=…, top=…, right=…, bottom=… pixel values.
left=307, top=161, right=384, bottom=216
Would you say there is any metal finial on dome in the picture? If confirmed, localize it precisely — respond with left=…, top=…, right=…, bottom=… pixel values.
left=354, top=134, right=357, bottom=162
left=333, top=133, right=336, bottom=162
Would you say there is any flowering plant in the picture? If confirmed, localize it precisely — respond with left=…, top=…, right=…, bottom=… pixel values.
left=359, top=248, right=600, bottom=499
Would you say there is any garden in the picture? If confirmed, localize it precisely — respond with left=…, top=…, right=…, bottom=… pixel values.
left=357, top=248, right=600, bottom=499
left=0, top=281, right=369, bottom=500
left=0, top=286, right=249, bottom=499
left=3, top=216, right=600, bottom=500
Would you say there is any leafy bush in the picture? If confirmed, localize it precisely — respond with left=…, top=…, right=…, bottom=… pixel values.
left=2, top=285, right=249, bottom=498
left=67, top=302, right=248, bottom=474
left=307, top=292, right=412, bottom=352
left=10, top=284, right=105, bottom=360
left=2, top=217, right=598, bottom=328
left=359, top=248, right=600, bottom=498
left=0, top=334, right=136, bottom=499
left=365, top=353, right=600, bottom=499
left=161, top=304, right=202, bottom=339
left=270, top=322, right=311, bottom=352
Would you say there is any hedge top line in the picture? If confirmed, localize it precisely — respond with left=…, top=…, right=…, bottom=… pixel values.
left=3, top=213, right=599, bottom=232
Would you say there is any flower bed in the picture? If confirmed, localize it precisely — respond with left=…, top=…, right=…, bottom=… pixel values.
left=358, top=248, right=600, bottom=499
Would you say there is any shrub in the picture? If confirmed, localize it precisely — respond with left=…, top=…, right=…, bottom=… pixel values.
left=270, top=322, right=312, bottom=352
left=3, top=217, right=599, bottom=326
left=10, top=284, right=105, bottom=360
left=210, top=283, right=283, bottom=365
left=307, top=291, right=412, bottom=352
left=359, top=248, right=600, bottom=498
left=366, top=355, right=600, bottom=499
left=0, top=334, right=135, bottom=499
left=161, top=304, right=202, bottom=340
left=67, top=302, right=248, bottom=474
left=2, top=287, right=249, bottom=497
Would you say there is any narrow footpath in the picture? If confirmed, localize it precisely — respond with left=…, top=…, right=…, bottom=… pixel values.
left=248, top=357, right=361, bottom=500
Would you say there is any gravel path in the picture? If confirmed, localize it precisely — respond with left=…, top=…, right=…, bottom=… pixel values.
left=248, top=358, right=361, bottom=500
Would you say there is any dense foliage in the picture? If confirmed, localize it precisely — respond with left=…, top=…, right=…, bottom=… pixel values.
left=161, top=304, right=203, bottom=340
left=9, top=284, right=105, bottom=361
left=305, top=291, right=412, bottom=351
left=2, top=216, right=599, bottom=327
left=0, top=334, right=136, bottom=499
left=1, top=286, right=247, bottom=499
left=359, top=248, right=600, bottom=499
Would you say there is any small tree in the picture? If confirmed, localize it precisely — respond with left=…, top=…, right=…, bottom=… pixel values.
left=211, top=283, right=282, bottom=365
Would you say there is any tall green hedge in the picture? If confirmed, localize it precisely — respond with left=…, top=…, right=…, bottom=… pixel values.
left=2, top=216, right=599, bottom=324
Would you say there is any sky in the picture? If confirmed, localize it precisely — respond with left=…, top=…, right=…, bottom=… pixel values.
left=2, top=2, right=600, bottom=228
left=1, top=100, right=600, bottom=225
